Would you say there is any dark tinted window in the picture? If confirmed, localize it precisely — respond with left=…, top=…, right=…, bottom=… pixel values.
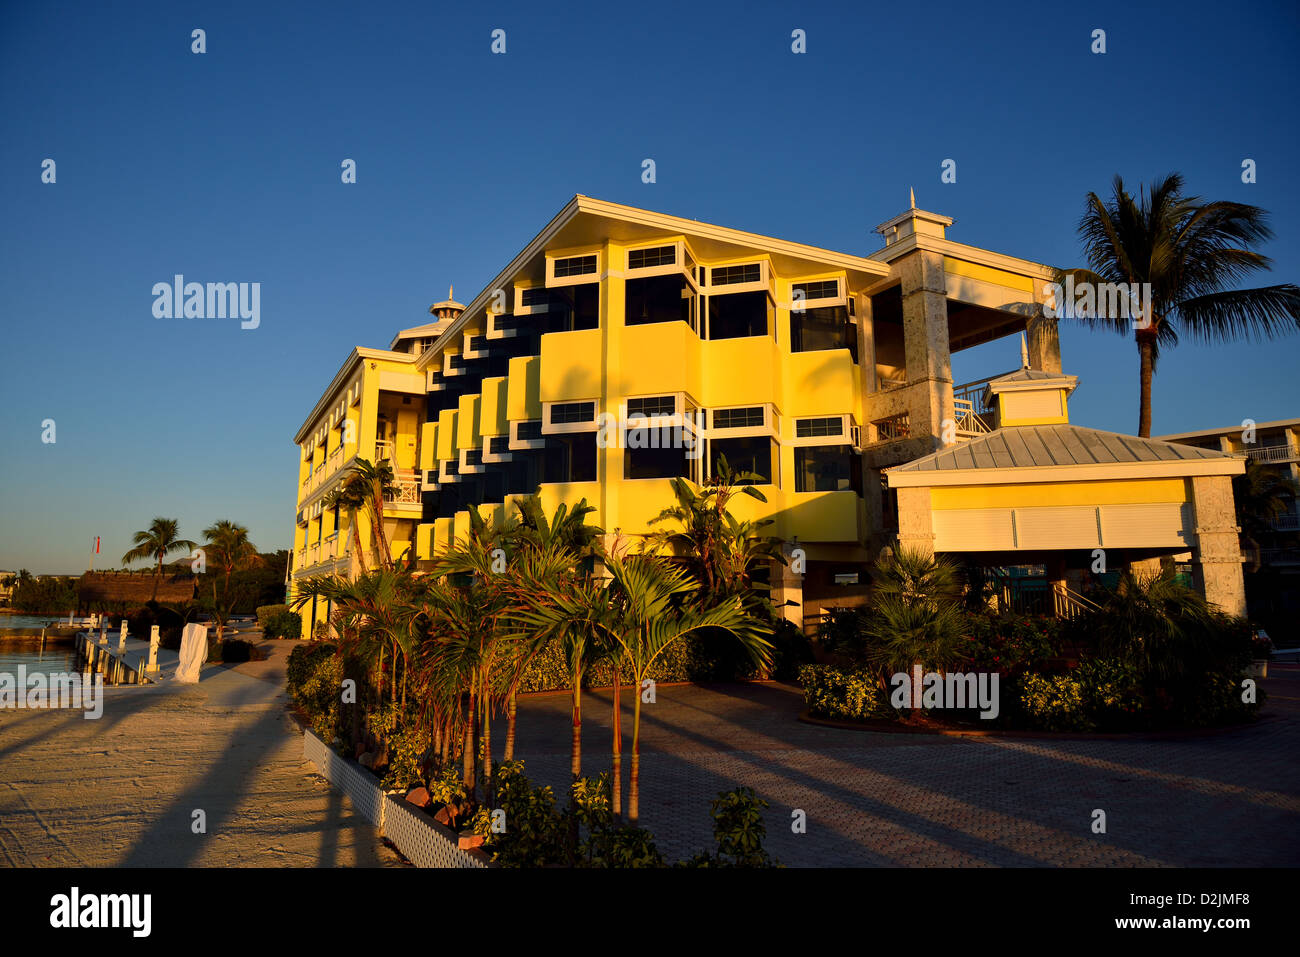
left=796, top=417, right=843, bottom=438
left=628, top=246, right=675, bottom=269
left=712, top=264, right=761, bottom=285
left=711, top=436, right=772, bottom=484
left=795, top=446, right=857, bottom=492
left=626, top=275, right=690, bottom=326
left=549, top=402, right=596, bottom=424
left=792, top=280, right=839, bottom=301
left=553, top=255, right=598, bottom=277
left=627, top=396, right=675, bottom=417
left=712, top=407, right=764, bottom=429
left=707, top=291, right=768, bottom=339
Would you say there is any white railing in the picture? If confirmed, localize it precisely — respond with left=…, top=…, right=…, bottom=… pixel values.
left=1245, top=444, right=1295, bottom=463
left=388, top=471, right=421, bottom=505
left=1051, top=583, right=1103, bottom=620
left=375, top=441, right=394, bottom=463
left=307, top=542, right=320, bottom=566
left=953, top=398, right=992, bottom=437
left=327, top=446, right=344, bottom=473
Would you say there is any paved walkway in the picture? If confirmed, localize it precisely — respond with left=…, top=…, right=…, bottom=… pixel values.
left=0, top=634, right=400, bottom=867
left=510, top=671, right=1300, bottom=866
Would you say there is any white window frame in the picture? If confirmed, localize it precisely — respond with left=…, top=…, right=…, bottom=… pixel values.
left=789, top=414, right=859, bottom=448
left=545, top=250, right=603, bottom=288
left=509, top=419, right=546, bottom=450
left=542, top=399, right=600, bottom=436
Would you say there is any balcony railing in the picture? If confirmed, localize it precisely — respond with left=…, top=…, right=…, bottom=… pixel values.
left=1245, top=444, right=1295, bottom=463
left=953, top=369, right=1017, bottom=417
left=953, top=398, right=992, bottom=437
left=386, top=470, right=421, bottom=505
left=375, top=441, right=394, bottom=463
left=327, top=446, right=344, bottom=473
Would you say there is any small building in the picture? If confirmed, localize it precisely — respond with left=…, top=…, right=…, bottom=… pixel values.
left=886, top=367, right=1247, bottom=616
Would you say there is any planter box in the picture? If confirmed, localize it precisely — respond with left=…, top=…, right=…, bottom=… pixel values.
left=302, top=728, right=491, bottom=868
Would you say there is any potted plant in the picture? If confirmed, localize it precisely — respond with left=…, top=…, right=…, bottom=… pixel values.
left=1248, top=629, right=1273, bottom=678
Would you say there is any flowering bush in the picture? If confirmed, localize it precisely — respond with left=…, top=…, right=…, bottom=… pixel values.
left=798, top=664, right=895, bottom=721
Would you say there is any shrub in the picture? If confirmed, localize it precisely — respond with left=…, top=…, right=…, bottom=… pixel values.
left=1017, top=672, right=1094, bottom=732
left=257, top=604, right=302, bottom=640
left=287, top=642, right=345, bottom=740
left=799, top=664, right=895, bottom=721
left=1072, top=657, right=1145, bottom=730
left=215, top=638, right=265, bottom=663
left=481, top=761, right=564, bottom=867
left=962, top=611, right=1063, bottom=673
left=125, top=603, right=184, bottom=650
left=693, top=787, right=777, bottom=868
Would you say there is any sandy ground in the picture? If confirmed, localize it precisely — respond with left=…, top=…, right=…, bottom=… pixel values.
left=0, top=634, right=401, bottom=867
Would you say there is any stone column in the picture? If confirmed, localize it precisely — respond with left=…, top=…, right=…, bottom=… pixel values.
left=895, top=486, right=935, bottom=559
left=898, top=250, right=953, bottom=444
left=1189, top=475, right=1246, bottom=617
left=770, top=547, right=804, bottom=628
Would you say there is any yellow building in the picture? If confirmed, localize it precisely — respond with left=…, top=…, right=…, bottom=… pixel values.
left=290, top=195, right=1248, bottom=632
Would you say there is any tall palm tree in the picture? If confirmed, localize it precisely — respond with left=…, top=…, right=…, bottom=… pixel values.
left=1061, top=172, right=1300, bottom=436
left=122, top=518, right=197, bottom=600
left=202, top=520, right=260, bottom=639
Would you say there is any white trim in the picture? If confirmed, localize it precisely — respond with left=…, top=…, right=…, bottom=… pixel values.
left=888, top=457, right=1246, bottom=488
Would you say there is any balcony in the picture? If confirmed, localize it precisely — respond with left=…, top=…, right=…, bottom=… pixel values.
left=375, top=441, right=394, bottom=463
left=386, top=469, right=421, bottom=506
left=1245, top=444, right=1296, bottom=464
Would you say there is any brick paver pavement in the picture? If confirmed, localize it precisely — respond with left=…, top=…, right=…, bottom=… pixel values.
left=510, top=669, right=1300, bottom=866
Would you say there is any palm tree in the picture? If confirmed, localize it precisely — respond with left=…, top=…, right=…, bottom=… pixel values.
left=1061, top=172, right=1300, bottom=436
left=122, top=518, right=197, bottom=600
left=1232, top=459, right=1300, bottom=566
left=202, top=520, right=260, bottom=640
left=323, top=476, right=369, bottom=577
left=546, top=553, right=771, bottom=827
left=350, top=457, right=397, bottom=570
left=862, top=547, right=965, bottom=676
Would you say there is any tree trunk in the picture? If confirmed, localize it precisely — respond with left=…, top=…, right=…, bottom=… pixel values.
left=629, top=681, right=642, bottom=826
left=570, top=686, right=582, bottom=780
left=504, top=692, right=517, bottom=762
left=1137, top=332, right=1155, bottom=438
left=350, top=509, right=368, bottom=576
left=376, top=645, right=385, bottom=702
left=462, top=691, right=476, bottom=799
left=481, top=685, right=493, bottom=788
left=611, top=671, right=622, bottom=821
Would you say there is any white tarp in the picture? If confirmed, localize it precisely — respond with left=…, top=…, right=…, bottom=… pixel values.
left=175, top=623, right=208, bottom=683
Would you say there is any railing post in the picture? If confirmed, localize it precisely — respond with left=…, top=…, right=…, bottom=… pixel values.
left=148, top=625, right=160, bottom=675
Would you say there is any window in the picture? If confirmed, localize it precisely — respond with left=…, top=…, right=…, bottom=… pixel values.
left=710, top=435, right=773, bottom=484
left=792, top=279, right=839, bottom=301
left=489, top=436, right=511, bottom=455
left=791, top=305, right=855, bottom=356
left=521, top=287, right=549, bottom=308
left=464, top=449, right=483, bottom=468
left=795, top=446, right=860, bottom=493
left=625, top=440, right=690, bottom=480
left=628, top=245, right=676, bottom=269
left=832, top=570, right=861, bottom=586
left=549, top=402, right=596, bottom=425
left=712, top=264, right=761, bottom=286
left=626, top=275, right=691, bottom=326
left=708, top=290, right=769, bottom=339
left=796, top=417, right=843, bottom=438
left=543, top=433, right=597, bottom=483
left=516, top=420, right=543, bottom=441
left=627, top=396, right=676, bottom=418
left=712, top=406, right=764, bottom=429
left=553, top=254, right=598, bottom=278
left=547, top=283, right=599, bottom=331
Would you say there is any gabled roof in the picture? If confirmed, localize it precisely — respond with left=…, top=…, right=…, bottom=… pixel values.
left=887, top=423, right=1245, bottom=487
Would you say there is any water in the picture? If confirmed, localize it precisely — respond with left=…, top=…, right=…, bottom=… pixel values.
left=0, top=644, right=77, bottom=677
left=0, top=614, right=72, bottom=631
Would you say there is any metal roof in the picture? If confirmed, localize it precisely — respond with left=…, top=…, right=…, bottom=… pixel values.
left=890, top=424, right=1241, bottom=473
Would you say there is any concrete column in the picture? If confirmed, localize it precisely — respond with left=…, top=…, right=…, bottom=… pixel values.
left=770, top=547, right=804, bottom=628
left=148, top=625, right=160, bottom=674
left=897, top=251, right=953, bottom=447
left=895, top=486, right=935, bottom=559
left=118, top=620, right=128, bottom=652
left=1189, top=475, right=1246, bottom=617
left=1026, top=314, right=1062, bottom=374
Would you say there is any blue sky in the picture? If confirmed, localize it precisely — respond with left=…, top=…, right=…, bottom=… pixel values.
left=1, top=0, right=1297, bottom=573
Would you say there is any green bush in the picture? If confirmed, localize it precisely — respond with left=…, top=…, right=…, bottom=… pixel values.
left=286, top=642, right=346, bottom=740
left=257, top=604, right=302, bottom=640
left=799, top=664, right=895, bottom=721
left=1017, top=671, right=1094, bottom=732
left=215, top=638, right=264, bottom=663
left=680, top=787, right=778, bottom=868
